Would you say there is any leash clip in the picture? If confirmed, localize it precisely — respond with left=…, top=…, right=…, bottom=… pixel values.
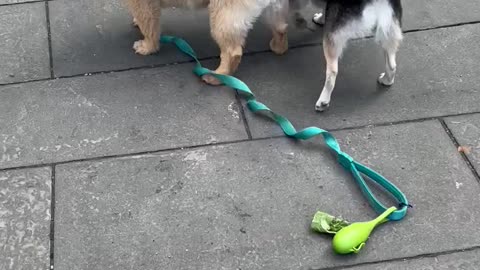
left=398, top=202, right=413, bottom=209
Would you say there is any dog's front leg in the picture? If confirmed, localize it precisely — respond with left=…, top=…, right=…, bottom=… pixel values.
left=265, top=0, right=289, bottom=55
left=128, top=0, right=161, bottom=55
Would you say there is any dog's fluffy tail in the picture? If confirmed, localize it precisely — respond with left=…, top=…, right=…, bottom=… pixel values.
left=373, top=0, right=403, bottom=44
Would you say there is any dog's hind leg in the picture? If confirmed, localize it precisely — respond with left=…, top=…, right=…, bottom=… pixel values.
left=203, top=1, right=262, bottom=85
left=265, top=0, right=289, bottom=55
left=315, top=37, right=344, bottom=112
left=378, top=21, right=403, bottom=86
left=127, top=0, right=161, bottom=55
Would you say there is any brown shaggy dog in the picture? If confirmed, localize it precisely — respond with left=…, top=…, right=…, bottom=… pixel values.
left=126, top=0, right=290, bottom=85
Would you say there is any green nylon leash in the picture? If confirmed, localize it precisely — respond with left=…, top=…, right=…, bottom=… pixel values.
left=159, top=35, right=410, bottom=221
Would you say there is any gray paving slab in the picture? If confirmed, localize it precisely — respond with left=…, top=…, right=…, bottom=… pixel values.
left=240, top=24, right=480, bottom=138
left=48, top=0, right=480, bottom=77
left=0, top=66, right=247, bottom=169
left=0, top=2, right=50, bottom=84
left=445, top=113, right=480, bottom=174
left=54, top=120, right=480, bottom=270
left=403, top=0, right=480, bottom=31
left=48, top=0, right=213, bottom=77
left=0, top=167, right=51, bottom=270
left=348, top=249, right=480, bottom=270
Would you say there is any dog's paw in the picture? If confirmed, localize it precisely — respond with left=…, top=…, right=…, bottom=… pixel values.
left=315, top=101, right=330, bottom=112
left=202, top=74, right=222, bottom=86
left=377, top=72, right=395, bottom=86
left=270, top=37, right=288, bottom=55
left=133, top=40, right=159, bottom=55
left=313, top=13, right=324, bottom=25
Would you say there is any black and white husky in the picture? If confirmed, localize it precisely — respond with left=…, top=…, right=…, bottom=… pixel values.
left=293, top=0, right=403, bottom=111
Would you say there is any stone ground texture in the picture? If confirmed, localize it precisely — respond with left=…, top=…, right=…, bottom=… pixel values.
left=1, top=1, right=480, bottom=270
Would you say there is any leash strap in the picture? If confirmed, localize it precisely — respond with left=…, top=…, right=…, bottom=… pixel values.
left=160, top=35, right=409, bottom=221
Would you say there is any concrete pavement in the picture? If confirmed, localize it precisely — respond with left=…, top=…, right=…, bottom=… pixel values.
left=1, top=0, right=480, bottom=269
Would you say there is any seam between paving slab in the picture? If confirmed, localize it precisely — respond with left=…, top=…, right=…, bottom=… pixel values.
left=403, top=20, right=480, bottom=34
left=1, top=112, right=480, bottom=172
left=439, top=118, right=480, bottom=184
left=315, top=245, right=480, bottom=270
left=235, top=91, right=253, bottom=140
left=49, top=164, right=55, bottom=270
left=0, top=0, right=46, bottom=8
left=1, top=21, right=480, bottom=87
left=45, top=0, right=54, bottom=79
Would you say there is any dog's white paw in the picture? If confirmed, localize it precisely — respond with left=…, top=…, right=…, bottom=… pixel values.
left=377, top=72, right=395, bottom=86
left=315, top=100, right=330, bottom=112
left=313, top=13, right=324, bottom=24
left=133, top=40, right=159, bottom=55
